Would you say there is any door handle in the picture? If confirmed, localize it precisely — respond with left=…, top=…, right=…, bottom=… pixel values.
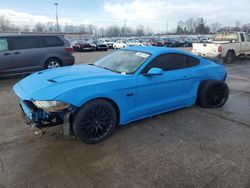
left=13, top=51, right=21, bottom=55
left=3, top=52, right=11, bottom=56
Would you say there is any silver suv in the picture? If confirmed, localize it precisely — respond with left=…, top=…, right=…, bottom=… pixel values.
left=0, top=35, right=75, bottom=76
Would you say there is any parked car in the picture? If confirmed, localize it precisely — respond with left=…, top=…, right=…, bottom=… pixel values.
left=139, top=38, right=152, bottom=46
left=165, top=38, right=181, bottom=47
left=183, top=38, right=193, bottom=47
left=192, top=32, right=250, bottom=63
left=13, top=46, right=229, bottom=144
left=150, top=38, right=166, bottom=47
left=102, top=39, right=114, bottom=49
left=93, top=39, right=109, bottom=51
left=72, top=39, right=94, bottom=52
left=113, top=40, right=127, bottom=49
left=0, top=35, right=75, bottom=76
left=126, top=40, right=144, bottom=46
left=198, top=36, right=211, bottom=43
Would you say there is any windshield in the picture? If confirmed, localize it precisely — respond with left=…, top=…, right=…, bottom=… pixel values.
left=213, top=33, right=239, bottom=41
left=94, top=50, right=150, bottom=74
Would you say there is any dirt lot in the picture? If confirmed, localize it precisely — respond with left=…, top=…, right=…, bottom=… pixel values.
left=0, top=48, right=250, bottom=188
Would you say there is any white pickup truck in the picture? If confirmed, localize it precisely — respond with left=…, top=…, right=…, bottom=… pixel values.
left=191, top=32, right=250, bottom=63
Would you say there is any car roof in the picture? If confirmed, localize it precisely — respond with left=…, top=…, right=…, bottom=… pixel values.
left=123, top=46, right=189, bottom=56
left=0, top=34, right=64, bottom=38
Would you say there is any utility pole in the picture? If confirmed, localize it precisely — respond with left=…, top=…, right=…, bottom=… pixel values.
left=54, top=3, right=59, bottom=32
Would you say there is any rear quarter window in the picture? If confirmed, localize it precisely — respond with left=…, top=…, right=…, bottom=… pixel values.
left=0, top=38, right=8, bottom=52
left=41, top=36, right=64, bottom=47
left=185, top=55, right=200, bottom=67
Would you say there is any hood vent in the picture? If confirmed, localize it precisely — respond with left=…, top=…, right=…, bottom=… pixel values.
left=47, top=79, right=57, bottom=83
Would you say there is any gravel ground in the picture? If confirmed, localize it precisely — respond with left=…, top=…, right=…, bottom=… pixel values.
left=0, top=48, right=250, bottom=188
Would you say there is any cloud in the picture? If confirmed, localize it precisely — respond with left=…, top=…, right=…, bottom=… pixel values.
left=0, top=9, right=74, bottom=26
left=103, top=0, right=250, bottom=31
left=1, top=0, right=250, bottom=32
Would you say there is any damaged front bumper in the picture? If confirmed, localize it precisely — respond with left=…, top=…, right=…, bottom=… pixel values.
left=20, top=100, right=75, bottom=129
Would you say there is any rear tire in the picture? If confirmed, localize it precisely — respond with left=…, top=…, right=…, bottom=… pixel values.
left=45, top=58, right=62, bottom=69
left=197, top=80, right=229, bottom=108
left=73, top=99, right=117, bottom=144
left=224, top=51, right=236, bottom=64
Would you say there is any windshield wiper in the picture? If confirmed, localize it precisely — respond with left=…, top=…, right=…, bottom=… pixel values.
left=101, top=67, right=122, bottom=74
left=88, top=63, right=122, bottom=74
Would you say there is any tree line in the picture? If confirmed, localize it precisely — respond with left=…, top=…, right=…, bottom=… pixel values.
left=0, top=15, right=153, bottom=37
left=176, top=17, right=250, bottom=34
left=1, top=15, right=250, bottom=37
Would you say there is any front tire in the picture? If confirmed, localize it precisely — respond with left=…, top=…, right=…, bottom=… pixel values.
left=73, top=99, right=117, bottom=144
left=197, top=80, right=229, bottom=108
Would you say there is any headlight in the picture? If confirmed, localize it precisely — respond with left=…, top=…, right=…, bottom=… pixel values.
left=33, top=101, right=70, bottom=112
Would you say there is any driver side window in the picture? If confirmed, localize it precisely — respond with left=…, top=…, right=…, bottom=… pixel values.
left=141, top=53, right=191, bottom=74
left=0, top=38, right=8, bottom=52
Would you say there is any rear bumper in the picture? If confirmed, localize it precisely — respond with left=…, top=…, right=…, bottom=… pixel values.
left=80, top=46, right=93, bottom=51
left=96, top=46, right=108, bottom=50
left=62, top=55, right=75, bottom=66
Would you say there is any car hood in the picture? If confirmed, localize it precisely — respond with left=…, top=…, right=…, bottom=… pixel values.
left=13, top=64, right=126, bottom=101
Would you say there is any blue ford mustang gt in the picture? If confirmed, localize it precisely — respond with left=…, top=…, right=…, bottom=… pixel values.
left=13, top=46, right=229, bottom=143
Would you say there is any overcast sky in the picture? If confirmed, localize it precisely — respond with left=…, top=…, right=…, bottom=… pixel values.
left=0, top=0, right=249, bottom=32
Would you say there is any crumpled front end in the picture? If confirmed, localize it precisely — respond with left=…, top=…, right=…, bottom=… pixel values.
left=14, top=82, right=75, bottom=129
left=20, top=100, right=64, bottom=128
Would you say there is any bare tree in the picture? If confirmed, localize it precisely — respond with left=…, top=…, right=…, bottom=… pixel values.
left=86, top=24, right=95, bottom=34
left=64, top=24, right=76, bottom=33
left=241, top=23, right=250, bottom=32
left=20, top=25, right=31, bottom=32
left=136, top=25, right=145, bottom=36
left=106, top=25, right=120, bottom=37
left=185, top=18, right=196, bottom=33
left=33, top=23, right=46, bottom=32
left=45, top=22, right=57, bottom=32
left=234, top=21, right=241, bottom=31
left=210, top=22, right=222, bottom=33
left=195, top=18, right=210, bottom=34
left=97, top=27, right=105, bottom=37
left=78, top=24, right=85, bottom=32
left=146, top=26, right=153, bottom=36
left=126, top=27, right=134, bottom=36
left=0, top=16, right=10, bottom=32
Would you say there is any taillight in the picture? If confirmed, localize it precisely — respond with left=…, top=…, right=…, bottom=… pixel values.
left=65, top=46, right=73, bottom=53
left=217, top=46, right=223, bottom=53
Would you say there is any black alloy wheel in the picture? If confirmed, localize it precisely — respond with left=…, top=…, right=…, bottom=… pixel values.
left=197, top=80, right=229, bottom=108
left=206, top=83, right=228, bottom=106
left=73, top=99, right=117, bottom=144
